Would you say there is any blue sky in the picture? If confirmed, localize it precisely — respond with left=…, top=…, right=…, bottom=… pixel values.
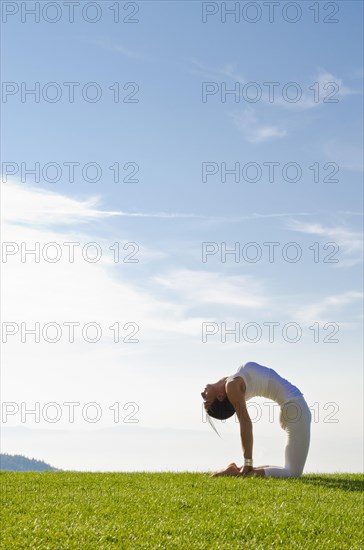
left=1, top=1, right=363, bottom=473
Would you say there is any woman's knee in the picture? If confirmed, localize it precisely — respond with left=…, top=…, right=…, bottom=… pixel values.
left=286, top=466, right=303, bottom=478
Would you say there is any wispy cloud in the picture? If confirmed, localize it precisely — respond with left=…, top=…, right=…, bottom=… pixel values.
left=272, top=70, right=362, bottom=110
left=286, top=219, right=363, bottom=267
left=338, top=211, right=363, bottom=217
left=2, top=181, right=317, bottom=228
left=294, top=291, right=363, bottom=325
left=83, top=38, right=154, bottom=62
left=1, top=181, right=200, bottom=226
left=187, top=59, right=227, bottom=80
left=1, top=181, right=218, bottom=348
left=220, top=63, right=246, bottom=84
left=191, top=59, right=361, bottom=110
left=188, top=60, right=247, bottom=83
left=202, top=212, right=311, bottom=225
left=230, top=106, right=287, bottom=143
left=154, top=269, right=269, bottom=309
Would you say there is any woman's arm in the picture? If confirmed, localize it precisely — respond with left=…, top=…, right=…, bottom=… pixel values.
left=225, top=380, right=253, bottom=466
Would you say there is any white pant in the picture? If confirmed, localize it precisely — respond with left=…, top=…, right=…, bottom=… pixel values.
left=264, top=396, right=311, bottom=478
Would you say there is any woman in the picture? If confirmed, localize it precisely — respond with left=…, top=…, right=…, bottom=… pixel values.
left=201, top=361, right=312, bottom=478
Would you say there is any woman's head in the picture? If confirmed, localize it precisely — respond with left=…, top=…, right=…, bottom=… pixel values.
left=201, top=378, right=236, bottom=420
left=207, top=396, right=235, bottom=419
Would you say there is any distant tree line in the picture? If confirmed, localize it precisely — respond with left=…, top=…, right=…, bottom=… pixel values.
left=0, top=453, right=59, bottom=472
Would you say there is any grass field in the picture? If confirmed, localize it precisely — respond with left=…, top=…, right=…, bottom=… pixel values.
left=1, top=472, right=363, bottom=549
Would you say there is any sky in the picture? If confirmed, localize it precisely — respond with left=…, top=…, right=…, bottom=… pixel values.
left=1, top=0, right=363, bottom=473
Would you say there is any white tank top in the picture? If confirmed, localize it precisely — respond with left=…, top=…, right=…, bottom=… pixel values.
left=229, top=361, right=303, bottom=406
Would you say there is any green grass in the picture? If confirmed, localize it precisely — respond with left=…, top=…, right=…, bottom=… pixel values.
left=1, top=472, right=363, bottom=549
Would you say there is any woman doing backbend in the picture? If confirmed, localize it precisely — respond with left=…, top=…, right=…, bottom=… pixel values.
left=201, top=361, right=312, bottom=478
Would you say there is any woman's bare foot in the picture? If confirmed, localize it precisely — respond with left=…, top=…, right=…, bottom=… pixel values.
left=210, top=463, right=240, bottom=477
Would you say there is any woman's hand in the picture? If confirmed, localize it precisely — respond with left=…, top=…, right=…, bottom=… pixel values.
left=239, top=465, right=254, bottom=476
